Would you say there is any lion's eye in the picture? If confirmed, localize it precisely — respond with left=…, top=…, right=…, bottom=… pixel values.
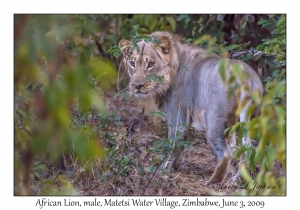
left=129, top=61, right=135, bottom=68
left=147, top=62, right=155, bottom=68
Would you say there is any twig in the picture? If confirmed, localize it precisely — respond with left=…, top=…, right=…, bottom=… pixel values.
left=142, top=155, right=169, bottom=195
left=165, top=100, right=181, bottom=167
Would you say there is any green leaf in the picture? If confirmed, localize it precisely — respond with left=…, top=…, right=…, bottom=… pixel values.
left=149, top=165, right=156, bottom=174
left=121, top=92, right=130, bottom=100
left=171, top=134, right=182, bottom=143
left=144, top=74, right=164, bottom=82
left=237, top=123, right=243, bottom=145
left=184, top=16, right=191, bottom=25
left=230, top=121, right=245, bottom=136
left=267, top=146, right=276, bottom=170
left=166, top=17, right=176, bottom=31
left=277, top=16, right=286, bottom=27
left=182, top=66, right=189, bottom=71
left=218, top=58, right=228, bottom=82
left=176, top=14, right=190, bottom=25
left=108, top=46, right=121, bottom=58
left=257, top=18, right=267, bottom=25
left=72, top=130, right=104, bottom=162
left=231, top=63, right=245, bottom=82
left=89, top=58, right=117, bottom=90
left=186, top=38, right=192, bottom=43
left=193, top=35, right=216, bottom=46
left=225, top=44, right=241, bottom=51
left=249, top=148, right=256, bottom=172
left=240, top=164, right=254, bottom=183
left=176, top=14, right=186, bottom=21
left=233, top=146, right=247, bottom=159
left=113, top=92, right=120, bottom=98
left=150, top=111, right=166, bottom=118
left=148, top=16, right=158, bottom=31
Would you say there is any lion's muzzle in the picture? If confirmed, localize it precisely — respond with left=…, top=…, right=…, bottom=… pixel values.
left=131, top=83, right=149, bottom=94
left=132, top=83, right=145, bottom=90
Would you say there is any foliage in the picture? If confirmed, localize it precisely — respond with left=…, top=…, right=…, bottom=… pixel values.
left=14, top=15, right=116, bottom=195
left=14, top=14, right=285, bottom=195
left=220, top=15, right=286, bottom=195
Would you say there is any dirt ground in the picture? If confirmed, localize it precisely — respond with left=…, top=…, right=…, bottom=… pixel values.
left=32, top=96, right=285, bottom=196
left=72, top=97, right=244, bottom=196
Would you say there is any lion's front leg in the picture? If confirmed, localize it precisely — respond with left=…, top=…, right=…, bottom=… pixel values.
left=163, top=122, right=186, bottom=172
left=164, top=100, right=188, bottom=171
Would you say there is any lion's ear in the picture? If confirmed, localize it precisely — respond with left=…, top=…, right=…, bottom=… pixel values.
left=119, top=39, right=132, bottom=54
left=158, top=36, right=171, bottom=54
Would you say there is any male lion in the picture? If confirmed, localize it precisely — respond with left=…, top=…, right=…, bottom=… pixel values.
left=119, top=31, right=263, bottom=183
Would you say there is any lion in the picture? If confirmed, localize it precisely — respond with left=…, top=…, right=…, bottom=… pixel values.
left=118, top=31, right=263, bottom=183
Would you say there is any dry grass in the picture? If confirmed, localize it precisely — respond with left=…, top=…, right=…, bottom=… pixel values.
left=30, top=97, right=285, bottom=196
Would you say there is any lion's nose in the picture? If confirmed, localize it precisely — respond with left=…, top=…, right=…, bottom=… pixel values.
left=132, top=83, right=145, bottom=90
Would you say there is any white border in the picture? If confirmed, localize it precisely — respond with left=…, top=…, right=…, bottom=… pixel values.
left=2, top=0, right=297, bottom=209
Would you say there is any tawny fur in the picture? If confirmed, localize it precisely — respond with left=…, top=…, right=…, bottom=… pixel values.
left=119, top=31, right=263, bottom=183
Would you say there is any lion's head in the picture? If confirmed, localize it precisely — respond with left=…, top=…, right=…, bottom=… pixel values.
left=119, top=32, right=179, bottom=99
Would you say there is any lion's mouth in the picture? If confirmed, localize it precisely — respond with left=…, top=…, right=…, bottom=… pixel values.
left=135, top=90, right=148, bottom=94
left=132, top=89, right=150, bottom=98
